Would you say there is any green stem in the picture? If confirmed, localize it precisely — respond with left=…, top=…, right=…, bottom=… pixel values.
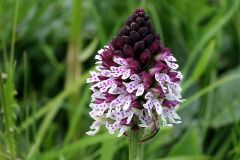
left=10, top=0, right=19, bottom=67
left=0, top=68, right=16, bottom=160
left=65, top=0, right=82, bottom=89
left=129, top=130, right=143, bottom=160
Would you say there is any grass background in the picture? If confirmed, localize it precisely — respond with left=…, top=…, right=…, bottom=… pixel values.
left=0, top=0, right=240, bottom=159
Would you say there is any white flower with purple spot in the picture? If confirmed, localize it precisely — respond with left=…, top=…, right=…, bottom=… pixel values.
left=143, top=92, right=162, bottom=116
left=123, top=74, right=144, bottom=96
left=86, top=9, right=185, bottom=141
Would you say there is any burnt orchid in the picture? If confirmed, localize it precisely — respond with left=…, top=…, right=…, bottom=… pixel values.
left=86, top=9, right=184, bottom=141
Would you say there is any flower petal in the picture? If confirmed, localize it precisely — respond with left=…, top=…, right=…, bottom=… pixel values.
left=113, top=56, right=127, bottom=66
left=122, top=69, right=131, bottom=79
left=108, top=83, right=118, bottom=93
left=101, top=70, right=112, bottom=77
left=143, top=99, right=153, bottom=111
left=161, top=107, right=181, bottom=126
left=176, top=71, right=184, bottom=79
left=165, top=55, right=177, bottom=62
left=165, top=60, right=179, bottom=70
left=126, top=112, right=134, bottom=124
left=110, top=66, right=126, bottom=78
left=112, top=110, right=132, bottom=122
left=95, top=66, right=103, bottom=71
left=111, top=94, right=125, bottom=110
left=136, top=84, right=144, bottom=96
left=86, top=121, right=101, bottom=136
left=117, top=127, right=126, bottom=137
left=155, top=73, right=171, bottom=82
left=106, top=122, right=121, bottom=134
left=130, top=74, right=141, bottom=82
left=87, top=71, right=100, bottom=83
left=124, top=81, right=139, bottom=93
left=139, top=110, right=151, bottom=127
left=155, top=73, right=171, bottom=91
left=97, top=48, right=104, bottom=55
left=109, top=87, right=124, bottom=95
left=91, top=89, right=105, bottom=101
left=123, top=96, right=132, bottom=110
left=153, top=99, right=162, bottom=115
left=93, top=78, right=115, bottom=93
left=95, top=54, right=102, bottom=60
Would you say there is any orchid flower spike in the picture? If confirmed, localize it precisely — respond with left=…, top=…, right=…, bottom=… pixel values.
left=86, top=9, right=184, bottom=140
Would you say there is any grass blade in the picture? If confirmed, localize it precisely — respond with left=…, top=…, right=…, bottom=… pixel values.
left=89, top=0, right=107, bottom=45
left=26, top=72, right=88, bottom=159
left=64, top=87, right=91, bottom=144
left=19, top=70, right=90, bottom=132
left=180, top=74, right=240, bottom=111
left=10, top=0, right=19, bottom=67
left=100, top=139, right=117, bottom=160
left=65, top=0, right=82, bottom=89
left=183, top=40, right=216, bottom=91
left=40, top=134, right=115, bottom=160
left=183, top=0, right=240, bottom=76
left=0, top=66, right=16, bottom=159
left=80, top=37, right=99, bottom=62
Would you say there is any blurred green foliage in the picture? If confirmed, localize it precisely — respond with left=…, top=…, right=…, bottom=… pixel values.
left=0, top=0, right=240, bottom=159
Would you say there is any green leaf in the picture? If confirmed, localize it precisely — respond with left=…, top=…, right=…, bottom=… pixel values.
left=41, top=44, right=63, bottom=71
left=183, top=40, right=216, bottom=91
left=147, top=128, right=173, bottom=154
left=180, top=73, right=240, bottom=111
left=19, top=70, right=90, bottom=132
left=169, top=127, right=202, bottom=156
left=0, top=66, right=17, bottom=159
left=100, top=139, right=117, bottom=160
left=183, top=0, right=240, bottom=76
left=64, top=86, right=91, bottom=144
left=40, top=134, right=115, bottom=160
left=89, top=0, right=107, bottom=46
left=157, top=155, right=211, bottom=160
left=210, top=68, right=240, bottom=128
left=24, top=72, right=89, bottom=159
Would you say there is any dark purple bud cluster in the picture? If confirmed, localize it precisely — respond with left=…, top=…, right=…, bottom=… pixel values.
left=112, top=9, right=162, bottom=66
